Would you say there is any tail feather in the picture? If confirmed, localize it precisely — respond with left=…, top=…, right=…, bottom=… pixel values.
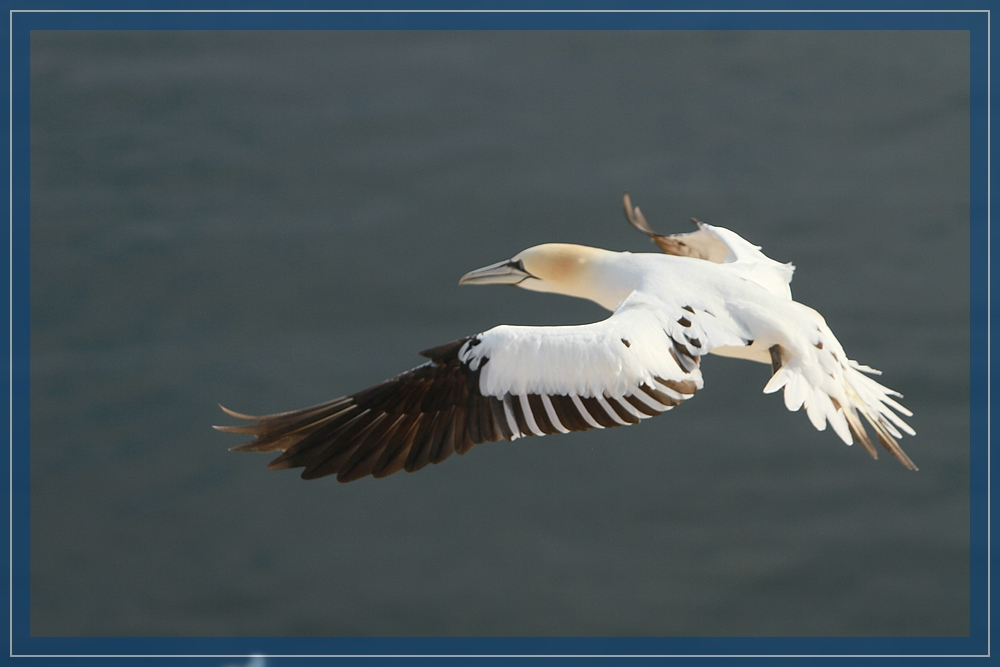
left=804, top=387, right=829, bottom=432
left=839, top=401, right=880, bottom=460
left=763, top=353, right=917, bottom=470
left=863, top=411, right=918, bottom=471
left=824, top=396, right=853, bottom=444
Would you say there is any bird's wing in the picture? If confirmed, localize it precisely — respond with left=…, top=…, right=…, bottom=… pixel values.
left=623, top=192, right=795, bottom=299
left=216, top=294, right=753, bottom=483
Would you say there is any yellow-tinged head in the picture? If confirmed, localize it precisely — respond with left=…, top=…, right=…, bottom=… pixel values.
left=459, top=243, right=634, bottom=311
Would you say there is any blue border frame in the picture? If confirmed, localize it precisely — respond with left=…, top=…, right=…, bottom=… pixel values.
left=4, top=4, right=990, bottom=661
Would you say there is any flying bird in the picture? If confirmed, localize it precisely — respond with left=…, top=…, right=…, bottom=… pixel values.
left=216, top=193, right=916, bottom=482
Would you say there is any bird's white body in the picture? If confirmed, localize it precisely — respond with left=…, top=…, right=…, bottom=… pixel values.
left=457, top=222, right=914, bottom=466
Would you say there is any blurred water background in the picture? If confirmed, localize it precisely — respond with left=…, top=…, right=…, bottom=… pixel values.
left=29, top=31, right=969, bottom=636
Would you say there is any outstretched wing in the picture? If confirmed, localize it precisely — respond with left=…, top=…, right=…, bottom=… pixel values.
left=623, top=192, right=795, bottom=299
left=216, top=297, right=749, bottom=483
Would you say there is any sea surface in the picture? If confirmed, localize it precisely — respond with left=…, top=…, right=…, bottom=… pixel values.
left=29, top=31, right=970, bottom=636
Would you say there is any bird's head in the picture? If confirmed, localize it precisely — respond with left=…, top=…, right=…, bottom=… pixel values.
left=459, top=243, right=630, bottom=310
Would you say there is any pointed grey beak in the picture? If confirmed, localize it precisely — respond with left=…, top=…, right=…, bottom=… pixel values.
left=459, top=258, right=533, bottom=285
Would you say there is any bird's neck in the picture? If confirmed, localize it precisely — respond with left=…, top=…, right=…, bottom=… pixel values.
left=520, top=249, right=639, bottom=311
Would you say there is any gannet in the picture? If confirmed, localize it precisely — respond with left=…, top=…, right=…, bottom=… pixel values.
left=216, top=193, right=916, bottom=482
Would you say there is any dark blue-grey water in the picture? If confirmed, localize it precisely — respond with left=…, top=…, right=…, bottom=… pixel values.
left=30, top=31, right=969, bottom=636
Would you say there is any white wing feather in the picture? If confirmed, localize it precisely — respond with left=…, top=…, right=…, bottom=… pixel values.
left=698, top=223, right=796, bottom=300
left=460, top=292, right=753, bottom=400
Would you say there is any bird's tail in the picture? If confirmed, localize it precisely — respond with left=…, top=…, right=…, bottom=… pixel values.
left=762, top=347, right=917, bottom=470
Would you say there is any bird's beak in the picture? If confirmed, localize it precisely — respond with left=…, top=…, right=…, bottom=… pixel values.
left=459, top=258, right=533, bottom=285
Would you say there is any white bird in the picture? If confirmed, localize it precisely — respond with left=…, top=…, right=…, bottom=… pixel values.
left=216, top=193, right=916, bottom=482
